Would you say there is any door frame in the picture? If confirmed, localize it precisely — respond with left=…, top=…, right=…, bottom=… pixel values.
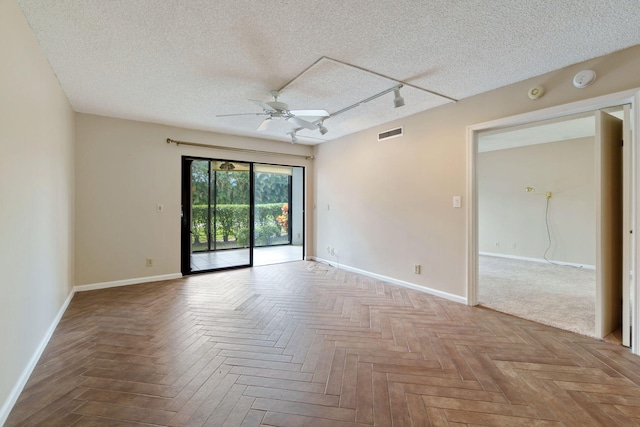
left=595, top=110, right=624, bottom=339
left=466, top=88, right=640, bottom=354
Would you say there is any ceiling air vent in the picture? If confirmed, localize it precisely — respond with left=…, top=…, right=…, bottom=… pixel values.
left=378, top=126, right=403, bottom=141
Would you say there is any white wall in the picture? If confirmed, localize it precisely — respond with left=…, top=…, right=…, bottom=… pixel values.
left=314, top=45, right=640, bottom=299
left=478, top=137, right=596, bottom=266
left=75, top=114, right=314, bottom=286
left=0, top=0, right=75, bottom=420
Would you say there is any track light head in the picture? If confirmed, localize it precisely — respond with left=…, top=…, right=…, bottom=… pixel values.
left=288, top=131, right=297, bottom=144
left=393, top=87, right=405, bottom=108
left=318, top=122, right=328, bottom=135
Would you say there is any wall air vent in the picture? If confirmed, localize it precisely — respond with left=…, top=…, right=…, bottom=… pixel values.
left=378, top=126, right=403, bottom=141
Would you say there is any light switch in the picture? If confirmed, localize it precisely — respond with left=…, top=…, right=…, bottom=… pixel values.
left=453, top=196, right=462, bottom=208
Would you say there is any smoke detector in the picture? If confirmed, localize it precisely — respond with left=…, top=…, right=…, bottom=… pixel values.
left=573, top=70, right=596, bottom=88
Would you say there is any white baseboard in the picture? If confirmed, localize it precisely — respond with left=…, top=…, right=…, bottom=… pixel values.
left=0, top=288, right=75, bottom=426
left=309, top=257, right=467, bottom=305
left=479, top=252, right=595, bottom=270
left=74, top=273, right=183, bottom=292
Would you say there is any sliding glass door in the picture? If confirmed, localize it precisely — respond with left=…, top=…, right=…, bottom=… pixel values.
left=182, top=158, right=252, bottom=273
left=181, top=157, right=303, bottom=274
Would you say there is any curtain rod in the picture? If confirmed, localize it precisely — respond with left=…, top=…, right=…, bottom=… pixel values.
left=166, top=138, right=314, bottom=160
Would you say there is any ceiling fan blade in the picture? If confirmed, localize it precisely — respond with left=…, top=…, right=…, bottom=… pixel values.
left=256, top=118, right=273, bottom=131
left=288, top=116, right=318, bottom=130
left=266, top=101, right=289, bottom=111
left=289, top=109, right=330, bottom=117
left=249, top=99, right=277, bottom=112
left=216, top=112, right=266, bottom=117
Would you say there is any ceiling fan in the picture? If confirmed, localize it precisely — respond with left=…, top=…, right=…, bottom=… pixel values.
left=217, top=90, right=330, bottom=132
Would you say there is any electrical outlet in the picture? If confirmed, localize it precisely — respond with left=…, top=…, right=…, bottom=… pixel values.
left=146, top=258, right=153, bottom=267
left=330, top=247, right=335, bottom=256
left=512, top=243, right=517, bottom=249
left=495, top=242, right=500, bottom=247
left=414, top=264, right=421, bottom=274
left=156, top=204, right=164, bottom=213
left=327, top=246, right=331, bottom=254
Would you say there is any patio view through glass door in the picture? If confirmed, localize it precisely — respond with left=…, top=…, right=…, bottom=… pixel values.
left=181, top=157, right=304, bottom=274
left=183, top=159, right=251, bottom=273
left=253, top=165, right=304, bottom=266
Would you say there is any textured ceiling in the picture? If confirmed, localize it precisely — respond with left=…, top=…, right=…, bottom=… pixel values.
left=16, top=0, right=640, bottom=145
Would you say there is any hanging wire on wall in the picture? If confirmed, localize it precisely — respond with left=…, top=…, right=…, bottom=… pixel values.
left=539, top=192, right=583, bottom=269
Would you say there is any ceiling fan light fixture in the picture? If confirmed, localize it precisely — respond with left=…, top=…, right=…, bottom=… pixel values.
left=393, top=87, right=405, bottom=108
left=219, top=161, right=236, bottom=171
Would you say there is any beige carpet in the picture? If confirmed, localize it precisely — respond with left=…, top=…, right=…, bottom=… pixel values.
left=479, top=255, right=596, bottom=337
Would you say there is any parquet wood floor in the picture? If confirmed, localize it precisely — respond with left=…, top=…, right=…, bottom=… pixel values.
left=7, top=260, right=640, bottom=426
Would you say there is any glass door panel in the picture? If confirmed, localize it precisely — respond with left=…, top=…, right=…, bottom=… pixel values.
left=211, top=160, right=251, bottom=264
left=253, top=164, right=304, bottom=266
left=189, top=160, right=212, bottom=252
left=183, top=158, right=251, bottom=273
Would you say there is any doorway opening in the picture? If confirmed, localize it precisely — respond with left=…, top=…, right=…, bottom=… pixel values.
left=181, top=157, right=304, bottom=274
left=467, top=90, right=639, bottom=353
left=477, top=111, right=599, bottom=338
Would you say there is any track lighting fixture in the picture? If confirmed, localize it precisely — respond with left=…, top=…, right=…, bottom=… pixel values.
left=282, top=83, right=406, bottom=142
left=393, top=87, right=405, bottom=108
left=220, top=56, right=460, bottom=142
left=288, top=131, right=298, bottom=144
left=318, top=121, right=328, bottom=135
